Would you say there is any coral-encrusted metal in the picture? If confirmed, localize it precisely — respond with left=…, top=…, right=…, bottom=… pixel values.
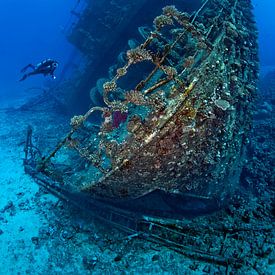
left=43, top=0, right=259, bottom=206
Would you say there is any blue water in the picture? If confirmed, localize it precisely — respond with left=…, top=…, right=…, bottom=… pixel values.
left=253, top=0, right=275, bottom=70
left=0, top=0, right=77, bottom=102
left=0, top=0, right=273, bottom=102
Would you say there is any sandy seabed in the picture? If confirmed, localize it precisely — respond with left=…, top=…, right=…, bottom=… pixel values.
left=0, top=99, right=184, bottom=274
left=0, top=99, right=50, bottom=274
left=0, top=97, right=274, bottom=275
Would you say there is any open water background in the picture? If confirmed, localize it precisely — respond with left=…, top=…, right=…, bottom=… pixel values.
left=0, top=0, right=274, bottom=102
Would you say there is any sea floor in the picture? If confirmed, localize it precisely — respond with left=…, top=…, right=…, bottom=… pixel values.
left=0, top=96, right=274, bottom=274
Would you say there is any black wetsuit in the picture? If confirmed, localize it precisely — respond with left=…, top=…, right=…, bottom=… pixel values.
left=20, top=59, right=58, bottom=81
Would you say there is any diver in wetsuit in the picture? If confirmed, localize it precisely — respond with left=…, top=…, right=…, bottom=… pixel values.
left=20, top=59, right=59, bottom=81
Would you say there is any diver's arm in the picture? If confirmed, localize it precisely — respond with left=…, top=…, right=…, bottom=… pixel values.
left=50, top=70, right=56, bottom=79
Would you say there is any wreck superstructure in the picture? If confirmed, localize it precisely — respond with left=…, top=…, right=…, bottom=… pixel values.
left=66, top=0, right=203, bottom=111
left=25, top=0, right=258, bottom=217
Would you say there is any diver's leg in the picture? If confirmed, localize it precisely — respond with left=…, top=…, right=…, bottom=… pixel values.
left=20, top=64, right=35, bottom=73
left=19, top=71, right=39, bottom=81
left=19, top=74, right=28, bottom=81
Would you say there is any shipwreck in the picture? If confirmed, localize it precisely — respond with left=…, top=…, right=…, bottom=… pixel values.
left=24, top=0, right=259, bottom=263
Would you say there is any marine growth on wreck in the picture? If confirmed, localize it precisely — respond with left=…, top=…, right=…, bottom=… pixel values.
left=25, top=0, right=259, bottom=216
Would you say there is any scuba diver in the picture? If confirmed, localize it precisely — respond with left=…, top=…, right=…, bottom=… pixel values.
left=19, top=59, right=59, bottom=81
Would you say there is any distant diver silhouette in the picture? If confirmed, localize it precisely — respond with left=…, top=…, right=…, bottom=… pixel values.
left=20, top=59, right=59, bottom=81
